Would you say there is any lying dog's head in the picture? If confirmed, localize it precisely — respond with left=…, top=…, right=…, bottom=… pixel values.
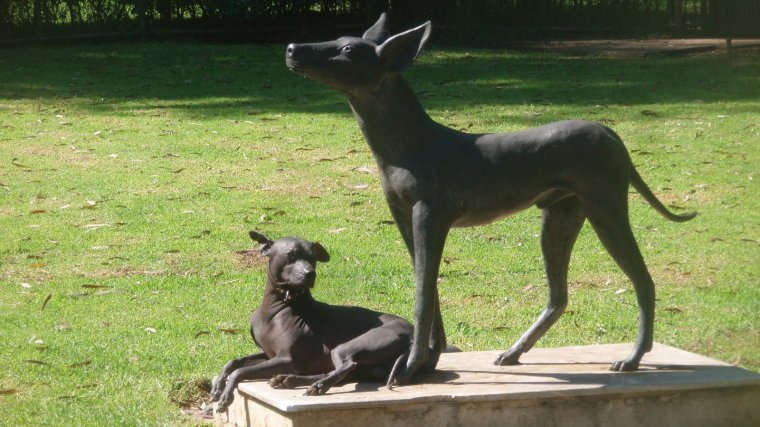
left=249, top=231, right=330, bottom=301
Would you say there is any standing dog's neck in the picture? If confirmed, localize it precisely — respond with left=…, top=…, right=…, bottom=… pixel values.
left=347, top=73, right=438, bottom=166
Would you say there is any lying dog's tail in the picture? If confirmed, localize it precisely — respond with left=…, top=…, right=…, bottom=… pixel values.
left=631, top=167, right=697, bottom=223
left=385, top=345, right=460, bottom=389
left=386, top=351, right=409, bottom=390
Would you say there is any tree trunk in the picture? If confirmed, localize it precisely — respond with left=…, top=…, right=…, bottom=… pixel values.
left=672, top=0, right=684, bottom=34
left=33, top=0, right=42, bottom=30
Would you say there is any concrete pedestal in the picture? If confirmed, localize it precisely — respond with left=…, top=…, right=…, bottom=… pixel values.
left=215, top=343, right=760, bottom=427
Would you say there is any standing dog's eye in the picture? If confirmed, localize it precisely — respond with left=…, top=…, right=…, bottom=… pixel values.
left=341, top=45, right=353, bottom=56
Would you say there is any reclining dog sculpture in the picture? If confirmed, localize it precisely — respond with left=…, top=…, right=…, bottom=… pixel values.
left=211, top=231, right=413, bottom=411
left=285, top=14, right=696, bottom=384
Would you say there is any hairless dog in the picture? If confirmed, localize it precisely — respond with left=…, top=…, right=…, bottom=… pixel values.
left=210, top=231, right=412, bottom=412
left=285, top=14, right=696, bottom=384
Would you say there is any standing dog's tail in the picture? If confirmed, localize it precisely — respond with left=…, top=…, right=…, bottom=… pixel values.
left=630, top=168, right=697, bottom=222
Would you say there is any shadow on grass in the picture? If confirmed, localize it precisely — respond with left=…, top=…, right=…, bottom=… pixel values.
left=1, top=43, right=758, bottom=119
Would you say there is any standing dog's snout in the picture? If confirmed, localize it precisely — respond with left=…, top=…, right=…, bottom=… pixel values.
left=285, top=43, right=314, bottom=67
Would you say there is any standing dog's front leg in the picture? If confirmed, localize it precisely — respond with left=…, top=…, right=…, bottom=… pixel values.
left=388, top=202, right=447, bottom=371
left=394, top=201, right=450, bottom=384
left=423, top=287, right=446, bottom=372
left=210, top=352, right=268, bottom=401
left=388, top=202, right=416, bottom=263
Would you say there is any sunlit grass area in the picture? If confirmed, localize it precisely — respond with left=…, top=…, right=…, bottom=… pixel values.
left=1, top=42, right=758, bottom=425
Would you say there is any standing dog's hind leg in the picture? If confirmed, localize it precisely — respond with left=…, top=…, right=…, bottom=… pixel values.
left=496, top=197, right=585, bottom=365
left=585, top=196, right=655, bottom=372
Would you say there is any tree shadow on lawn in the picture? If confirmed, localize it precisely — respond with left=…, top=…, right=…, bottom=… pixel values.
left=1, top=43, right=758, bottom=120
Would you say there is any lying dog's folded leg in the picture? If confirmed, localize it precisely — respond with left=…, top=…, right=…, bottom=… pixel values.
left=305, top=361, right=358, bottom=396
left=270, top=373, right=327, bottom=389
left=386, top=351, right=409, bottom=389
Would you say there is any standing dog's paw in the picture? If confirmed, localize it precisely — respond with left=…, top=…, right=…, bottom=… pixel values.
left=610, top=358, right=640, bottom=372
left=392, top=352, right=428, bottom=385
left=494, top=348, right=522, bottom=366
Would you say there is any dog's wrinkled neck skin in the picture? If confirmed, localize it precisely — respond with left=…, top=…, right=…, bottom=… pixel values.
left=263, top=257, right=316, bottom=309
left=272, top=285, right=311, bottom=303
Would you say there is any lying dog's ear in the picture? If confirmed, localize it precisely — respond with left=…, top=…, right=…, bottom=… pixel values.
left=312, top=242, right=330, bottom=263
left=249, top=231, right=274, bottom=255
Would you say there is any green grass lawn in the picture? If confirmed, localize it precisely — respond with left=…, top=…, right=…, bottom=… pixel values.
left=1, top=42, right=758, bottom=425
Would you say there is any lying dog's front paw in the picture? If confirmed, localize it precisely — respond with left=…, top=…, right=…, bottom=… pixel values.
left=209, top=381, right=225, bottom=401
left=215, top=390, right=234, bottom=412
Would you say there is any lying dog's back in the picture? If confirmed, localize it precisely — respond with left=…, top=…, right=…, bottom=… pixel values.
left=252, top=293, right=412, bottom=376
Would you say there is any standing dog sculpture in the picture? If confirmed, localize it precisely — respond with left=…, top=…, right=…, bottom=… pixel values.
left=285, top=14, right=696, bottom=384
left=211, top=231, right=413, bottom=412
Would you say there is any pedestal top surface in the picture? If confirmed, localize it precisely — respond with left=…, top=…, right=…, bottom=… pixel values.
left=236, top=343, right=760, bottom=413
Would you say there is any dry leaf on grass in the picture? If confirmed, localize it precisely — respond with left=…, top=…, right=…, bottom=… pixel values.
left=68, top=360, right=92, bottom=368
left=81, top=284, right=111, bottom=289
left=41, top=294, right=52, bottom=311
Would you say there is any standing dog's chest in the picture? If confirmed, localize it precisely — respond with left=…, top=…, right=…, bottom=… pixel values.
left=380, top=165, right=419, bottom=206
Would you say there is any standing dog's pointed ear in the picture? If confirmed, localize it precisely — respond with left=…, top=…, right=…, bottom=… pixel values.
left=311, top=242, right=330, bottom=263
left=376, top=21, right=431, bottom=72
left=249, top=231, right=274, bottom=255
left=363, top=12, right=392, bottom=44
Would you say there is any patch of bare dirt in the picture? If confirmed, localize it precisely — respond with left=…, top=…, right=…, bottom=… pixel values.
left=233, top=249, right=267, bottom=269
